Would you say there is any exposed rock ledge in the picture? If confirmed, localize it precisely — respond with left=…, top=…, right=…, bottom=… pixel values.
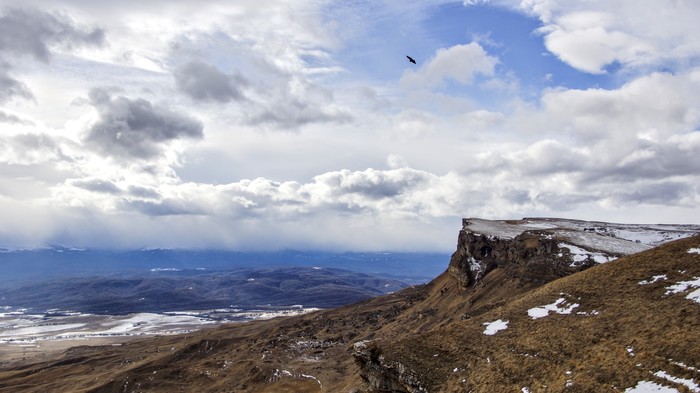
left=353, top=340, right=427, bottom=393
left=448, top=219, right=575, bottom=288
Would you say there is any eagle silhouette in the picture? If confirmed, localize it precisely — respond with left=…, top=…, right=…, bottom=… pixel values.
left=406, top=55, right=416, bottom=64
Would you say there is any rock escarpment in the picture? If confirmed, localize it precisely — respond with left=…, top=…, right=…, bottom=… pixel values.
left=447, top=219, right=586, bottom=289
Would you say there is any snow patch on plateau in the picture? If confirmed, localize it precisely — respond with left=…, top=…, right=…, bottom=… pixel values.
left=688, top=248, right=700, bottom=254
left=463, top=218, right=699, bottom=258
left=559, top=243, right=615, bottom=266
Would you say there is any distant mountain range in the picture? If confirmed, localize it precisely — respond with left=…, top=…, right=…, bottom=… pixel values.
left=0, top=266, right=409, bottom=314
left=0, top=248, right=448, bottom=285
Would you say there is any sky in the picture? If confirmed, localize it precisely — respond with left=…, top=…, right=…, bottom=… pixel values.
left=0, top=0, right=699, bottom=251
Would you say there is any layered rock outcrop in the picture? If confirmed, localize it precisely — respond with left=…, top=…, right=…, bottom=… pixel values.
left=448, top=219, right=590, bottom=288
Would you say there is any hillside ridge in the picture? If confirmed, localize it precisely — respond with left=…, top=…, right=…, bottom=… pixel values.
left=0, top=218, right=697, bottom=392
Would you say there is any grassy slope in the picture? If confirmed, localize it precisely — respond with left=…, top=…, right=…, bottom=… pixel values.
left=381, top=235, right=700, bottom=392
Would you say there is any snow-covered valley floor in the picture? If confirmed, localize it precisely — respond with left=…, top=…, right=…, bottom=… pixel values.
left=0, top=306, right=319, bottom=365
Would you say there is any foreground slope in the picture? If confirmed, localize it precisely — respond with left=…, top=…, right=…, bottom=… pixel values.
left=0, top=218, right=697, bottom=392
left=355, top=232, right=700, bottom=392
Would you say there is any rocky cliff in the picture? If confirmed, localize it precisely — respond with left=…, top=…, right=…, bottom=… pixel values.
left=447, top=219, right=589, bottom=289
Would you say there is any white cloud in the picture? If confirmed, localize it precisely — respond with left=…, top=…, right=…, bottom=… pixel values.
left=516, top=0, right=700, bottom=73
left=401, top=43, right=498, bottom=88
left=540, top=15, right=653, bottom=74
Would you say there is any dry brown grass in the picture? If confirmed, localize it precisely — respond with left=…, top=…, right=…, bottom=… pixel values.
left=381, top=235, right=700, bottom=392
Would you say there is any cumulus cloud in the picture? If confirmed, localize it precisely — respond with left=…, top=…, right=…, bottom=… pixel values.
left=519, top=70, right=700, bottom=148
left=174, top=60, right=247, bottom=103
left=401, top=43, right=498, bottom=88
left=83, top=88, right=203, bottom=160
left=515, top=0, right=700, bottom=73
left=57, top=167, right=449, bottom=222
left=537, top=11, right=653, bottom=74
left=311, top=168, right=433, bottom=200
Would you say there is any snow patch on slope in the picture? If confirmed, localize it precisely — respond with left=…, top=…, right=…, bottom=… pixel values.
left=528, top=297, right=579, bottom=319
left=625, top=381, right=679, bottom=392
left=483, top=319, right=508, bottom=335
left=654, top=371, right=700, bottom=392
left=639, top=275, right=668, bottom=285
left=665, top=277, right=700, bottom=304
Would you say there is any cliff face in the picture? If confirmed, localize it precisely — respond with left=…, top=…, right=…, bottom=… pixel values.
left=447, top=219, right=586, bottom=289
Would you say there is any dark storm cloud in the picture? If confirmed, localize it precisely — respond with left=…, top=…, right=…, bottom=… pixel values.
left=84, top=88, right=203, bottom=159
left=174, top=60, right=247, bottom=103
left=0, top=7, right=104, bottom=62
left=0, top=7, right=104, bottom=102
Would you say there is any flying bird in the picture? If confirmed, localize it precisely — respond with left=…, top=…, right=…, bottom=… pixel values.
left=406, top=55, right=416, bottom=64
